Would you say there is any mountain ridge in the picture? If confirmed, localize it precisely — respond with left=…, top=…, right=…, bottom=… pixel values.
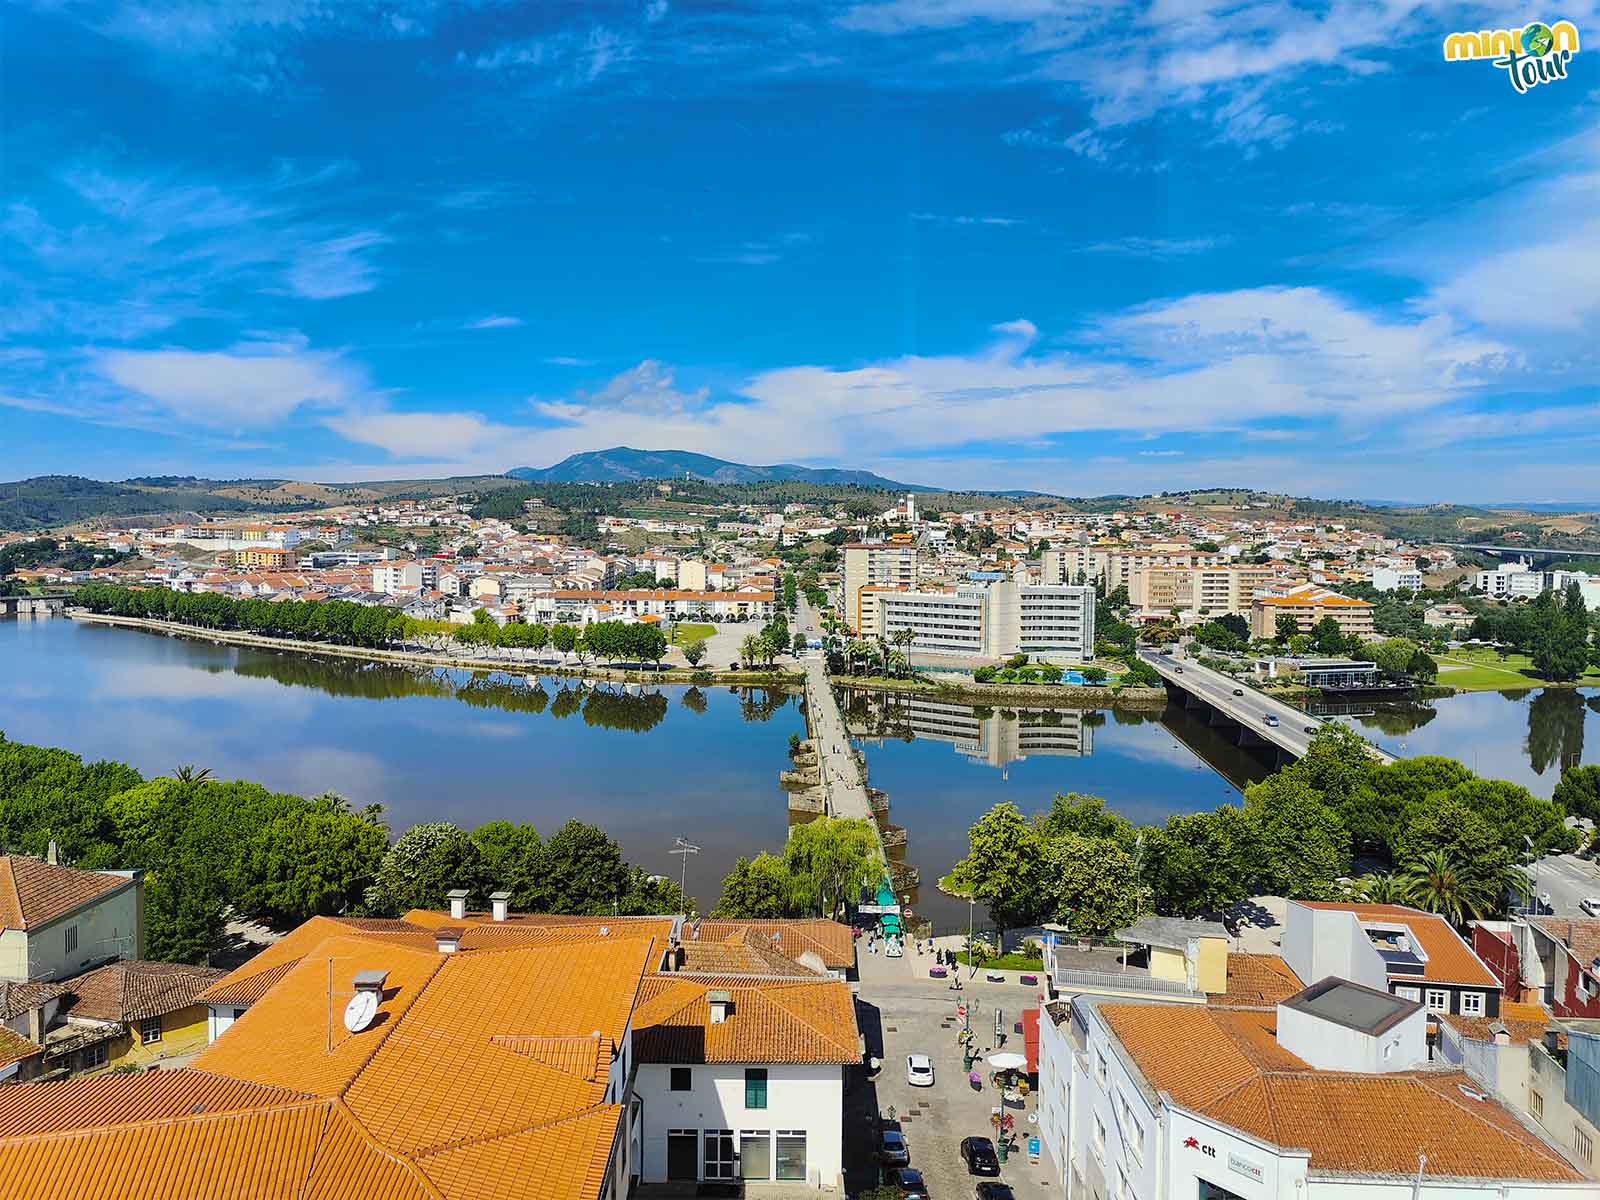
left=508, top=447, right=928, bottom=489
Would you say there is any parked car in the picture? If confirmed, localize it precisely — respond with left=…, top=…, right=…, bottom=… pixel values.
left=893, top=1167, right=929, bottom=1199
left=960, top=1136, right=1000, bottom=1176
left=886, top=939, right=903, bottom=958
left=976, top=1185, right=1017, bottom=1200
left=1263, top=714, right=1280, bottom=727
left=879, top=1129, right=910, bottom=1167
left=907, top=1054, right=935, bottom=1087
left=1582, top=897, right=1600, bottom=917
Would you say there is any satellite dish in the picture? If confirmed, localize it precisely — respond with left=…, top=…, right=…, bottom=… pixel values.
left=343, top=990, right=379, bottom=1034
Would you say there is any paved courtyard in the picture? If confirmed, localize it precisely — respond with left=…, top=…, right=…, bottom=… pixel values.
left=847, top=941, right=1059, bottom=1200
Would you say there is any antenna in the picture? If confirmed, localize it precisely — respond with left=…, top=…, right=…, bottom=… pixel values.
left=669, top=836, right=700, bottom=916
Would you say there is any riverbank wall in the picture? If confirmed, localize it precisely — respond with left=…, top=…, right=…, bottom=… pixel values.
left=834, top=672, right=1170, bottom=710
left=67, top=610, right=803, bottom=688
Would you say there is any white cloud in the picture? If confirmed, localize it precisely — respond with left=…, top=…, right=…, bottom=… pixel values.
left=285, top=231, right=387, bottom=299
left=96, top=341, right=365, bottom=429
left=466, top=315, right=524, bottom=330
left=1082, top=236, right=1226, bottom=258
left=323, top=408, right=505, bottom=459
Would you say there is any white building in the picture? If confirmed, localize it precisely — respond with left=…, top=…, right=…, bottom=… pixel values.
left=372, top=560, right=439, bottom=595
left=870, top=578, right=1095, bottom=661
left=1372, top=566, right=1423, bottom=592
left=0, top=855, right=144, bottom=984
left=1038, top=981, right=1596, bottom=1200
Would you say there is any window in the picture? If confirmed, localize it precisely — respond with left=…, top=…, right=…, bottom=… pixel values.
left=744, top=1068, right=767, bottom=1109
left=82, top=1042, right=108, bottom=1070
left=740, top=1130, right=771, bottom=1180
left=670, top=1067, right=691, bottom=1091
left=1395, top=986, right=1421, bottom=1001
left=1532, top=1091, right=1545, bottom=1121
left=776, top=1131, right=807, bottom=1182
left=64, top=925, right=78, bottom=955
left=1576, top=1127, right=1593, bottom=1164
left=703, top=1130, right=735, bottom=1180
left=1095, top=1049, right=1108, bottom=1085
left=1460, top=991, right=1484, bottom=1016
left=140, top=1017, right=162, bottom=1044
left=1093, top=1113, right=1106, bottom=1160
left=1425, top=989, right=1450, bottom=1012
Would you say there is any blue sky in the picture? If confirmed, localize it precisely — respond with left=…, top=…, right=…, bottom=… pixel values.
left=2, top=1, right=1597, bottom=500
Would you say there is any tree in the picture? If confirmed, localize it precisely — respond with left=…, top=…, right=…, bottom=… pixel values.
left=1553, top=764, right=1600, bottom=825
left=1397, top=850, right=1522, bottom=925
left=740, top=634, right=761, bottom=668
left=1082, top=666, right=1108, bottom=685
left=1144, top=807, right=1258, bottom=916
left=1372, top=637, right=1420, bottom=679
left=1044, top=833, right=1141, bottom=937
left=1241, top=775, right=1350, bottom=898
left=713, top=853, right=803, bottom=918
left=1123, top=660, right=1161, bottom=689
left=1311, top=616, right=1349, bottom=656
left=1036, top=793, right=1135, bottom=849
left=1531, top=585, right=1591, bottom=681
left=792, top=630, right=808, bottom=655
left=1274, top=612, right=1300, bottom=644
left=947, top=803, right=1049, bottom=943
left=550, top=623, right=578, bottom=657
left=783, top=817, right=880, bottom=919
left=1349, top=872, right=1415, bottom=905
left=367, top=822, right=488, bottom=915
left=682, top=638, right=707, bottom=667
left=1406, top=649, right=1438, bottom=682
left=238, top=808, right=389, bottom=924
left=471, top=820, right=545, bottom=910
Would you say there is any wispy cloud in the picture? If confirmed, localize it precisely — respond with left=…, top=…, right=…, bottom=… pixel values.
left=1081, top=236, right=1227, bottom=258
left=284, top=231, right=388, bottom=300
left=910, top=211, right=1026, bottom=228
left=465, top=315, right=524, bottom=330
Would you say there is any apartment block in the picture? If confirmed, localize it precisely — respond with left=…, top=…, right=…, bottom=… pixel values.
left=1250, top=582, right=1375, bottom=640
left=842, top=543, right=916, bottom=631
left=372, top=560, right=439, bottom=595
left=1128, top=564, right=1280, bottom=617
left=870, top=579, right=1094, bottom=661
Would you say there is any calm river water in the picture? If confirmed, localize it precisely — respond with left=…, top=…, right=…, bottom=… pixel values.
left=2, top=618, right=1596, bottom=925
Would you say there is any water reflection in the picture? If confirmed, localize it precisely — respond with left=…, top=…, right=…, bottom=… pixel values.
left=1526, top=688, right=1587, bottom=776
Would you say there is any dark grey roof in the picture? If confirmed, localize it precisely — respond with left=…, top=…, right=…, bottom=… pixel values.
left=1116, top=915, right=1229, bottom=950
left=1281, top=976, right=1421, bottom=1037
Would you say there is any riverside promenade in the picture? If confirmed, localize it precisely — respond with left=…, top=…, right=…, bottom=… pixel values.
left=802, top=654, right=875, bottom=824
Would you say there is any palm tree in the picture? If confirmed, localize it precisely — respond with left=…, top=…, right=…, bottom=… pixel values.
left=885, top=649, right=908, bottom=679
left=170, top=764, right=212, bottom=784
left=1396, top=852, right=1500, bottom=925
left=739, top=634, right=761, bottom=668
left=892, top=627, right=915, bottom=655
left=1350, top=872, right=1414, bottom=905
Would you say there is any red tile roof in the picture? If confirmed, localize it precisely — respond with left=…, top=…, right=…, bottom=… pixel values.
left=1298, top=903, right=1498, bottom=987
left=64, top=960, right=225, bottom=1024
left=0, top=856, right=131, bottom=931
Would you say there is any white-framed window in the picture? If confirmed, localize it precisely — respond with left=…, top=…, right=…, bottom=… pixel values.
left=1425, top=989, right=1450, bottom=1012
left=1576, top=1127, right=1593, bottom=1164
left=1118, top=1093, right=1144, bottom=1160
left=1095, top=1048, right=1107, bottom=1085
left=82, top=1042, right=108, bottom=1070
left=140, top=1017, right=162, bottom=1044
left=739, top=1130, right=771, bottom=1181
left=1532, top=1090, right=1545, bottom=1121
left=1460, top=991, right=1484, bottom=1016
left=1395, top=986, right=1421, bottom=1001
left=1093, top=1113, right=1106, bottom=1160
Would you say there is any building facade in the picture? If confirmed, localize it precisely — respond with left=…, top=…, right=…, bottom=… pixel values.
left=842, top=543, right=917, bottom=632
left=869, top=579, right=1095, bottom=661
left=1250, top=584, right=1375, bottom=640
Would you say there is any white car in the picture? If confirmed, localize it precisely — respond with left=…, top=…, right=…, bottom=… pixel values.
left=907, top=1054, right=935, bottom=1088
left=885, top=939, right=903, bottom=958
left=1581, top=898, right=1600, bottom=917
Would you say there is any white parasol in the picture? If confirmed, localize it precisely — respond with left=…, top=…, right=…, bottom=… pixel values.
left=986, top=1052, right=1027, bottom=1071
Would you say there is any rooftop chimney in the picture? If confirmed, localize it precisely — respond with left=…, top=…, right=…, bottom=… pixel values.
left=490, top=890, right=511, bottom=923
left=353, top=970, right=388, bottom=995
left=435, top=927, right=463, bottom=954
left=708, top=990, right=732, bottom=1024
left=1489, top=1020, right=1511, bottom=1047
left=446, top=889, right=469, bottom=921
left=46, top=840, right=58, bottom=867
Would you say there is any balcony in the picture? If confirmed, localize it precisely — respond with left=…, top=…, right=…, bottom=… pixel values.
left=1046, top=940, right=1204, bottom=1000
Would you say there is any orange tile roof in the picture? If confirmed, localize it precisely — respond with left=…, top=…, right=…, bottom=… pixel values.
left=1209, top=953, right=1304, bottom=1008
left=1298, top=903, right=1498, bottom=987
left=633, top=976, right=858, bottom=1065
left=692, top=919, right=854, bottom=968
left=64, top=960, right=224, bottom=1024
left=1100, top=1004, right=1580, bottom=1182
left=0, top=920, right=657, bottom=1200
left=0, top=856, right=130, bottom=931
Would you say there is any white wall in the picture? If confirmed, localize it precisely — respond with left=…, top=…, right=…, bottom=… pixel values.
left=634, top=1062, right=842, bottom=1189
left=1275, top=1002, right=1425, bottom=1073
left=1282, top=904, right=1388, bottom=994
left=1071, top=1010, right=1161, bottom=1200
left=1036, top=1004, right=1073, bottom=1194
left=1164, top=1107, right=1308, bottom=1200
left=6, top=881, right=141, bottom=984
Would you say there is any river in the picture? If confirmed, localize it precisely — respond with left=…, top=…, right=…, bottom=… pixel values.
left=2, top=618, right=1596, bottom=926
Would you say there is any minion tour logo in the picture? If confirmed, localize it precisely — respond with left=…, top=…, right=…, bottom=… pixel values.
left=1443, top=20, right=1580, bottom=92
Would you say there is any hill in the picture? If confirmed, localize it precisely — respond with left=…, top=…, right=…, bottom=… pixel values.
left=509, top=447, right=925, bottom=490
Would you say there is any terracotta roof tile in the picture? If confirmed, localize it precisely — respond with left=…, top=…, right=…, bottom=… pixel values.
left=692, top=919, right=854, bottom=968
left=0, top=979, right=71, bottom=1021
left=1100, top=1003, right=1581, bottom=1182
left=0, top=1026, right=41, bottom=1072
left=64, top=960, right=224, bottom=1024
left=0, top=856, right=130, bottom=931
left=633, top=976, right=858, bottom=1065
left=1532, top=915, right=1600, bottom=968
left=0, top=1070, right=311, bottom=1139
left=1298, top=903, right=1498, bottom=987
left=1210, top=953, right=1305, bottom=1008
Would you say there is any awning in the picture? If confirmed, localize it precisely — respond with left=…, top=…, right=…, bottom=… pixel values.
left=1023, top=1008, right=1040, bottom=1076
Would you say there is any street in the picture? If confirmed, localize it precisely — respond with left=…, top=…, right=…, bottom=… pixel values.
left=1521, top=852, right=1600, bottom=917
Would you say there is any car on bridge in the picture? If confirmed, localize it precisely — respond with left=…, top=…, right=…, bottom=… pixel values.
left=1263, top=714, right=1279, bottom=727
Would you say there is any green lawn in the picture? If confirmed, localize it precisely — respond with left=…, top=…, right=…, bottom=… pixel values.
left=669, top=622, right=716, bottom=646
left=955, top=951, right=1045, bottom=971
left=1435, top=646, right=1600, bottom=691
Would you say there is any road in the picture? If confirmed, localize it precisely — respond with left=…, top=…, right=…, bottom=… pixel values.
left=1521, top=853, right=1600, bottom=918
left=1136, top=648, right=1395, bottom=764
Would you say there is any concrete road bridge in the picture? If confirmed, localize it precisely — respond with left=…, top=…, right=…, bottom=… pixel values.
left=1137, top=649, right=1395, bottom=766
left=0, top=593, right=70, bottom=617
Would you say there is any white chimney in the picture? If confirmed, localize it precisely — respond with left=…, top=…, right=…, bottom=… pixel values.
left=446, top=889, right=469, bottom=921
left=436, top=927, right=463, bottom=954
left=353, top=969, right=388, bottom=995
left=490, top=890, right=510, bottom=922
left=1489, top=1021, right=1511, bottom=1047
left=708, top=990, right=732, bottom=1024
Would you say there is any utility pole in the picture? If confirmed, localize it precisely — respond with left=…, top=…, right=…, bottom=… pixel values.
left=670, top=836, right=700, bottom=916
